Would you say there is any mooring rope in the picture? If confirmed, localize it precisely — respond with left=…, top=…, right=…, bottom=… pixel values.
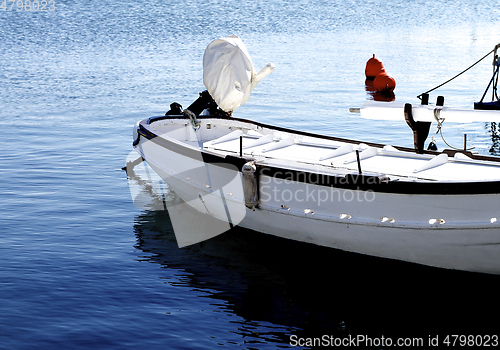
left=417, top=48, right=495, bottom=100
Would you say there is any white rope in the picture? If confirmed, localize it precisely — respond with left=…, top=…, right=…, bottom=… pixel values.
left=433, top=108, right=475, bottom=151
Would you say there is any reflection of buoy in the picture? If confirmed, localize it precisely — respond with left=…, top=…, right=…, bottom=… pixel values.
left=373, top=72, right=396, bottom=93
left=365, top=54, right=385, bottom=80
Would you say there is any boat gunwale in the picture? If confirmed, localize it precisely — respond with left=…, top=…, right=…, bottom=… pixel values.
left=136, top=115, right=500, bottom=195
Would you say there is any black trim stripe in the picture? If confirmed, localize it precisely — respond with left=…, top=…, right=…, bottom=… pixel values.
left=258, top=165, right=500, bottom=194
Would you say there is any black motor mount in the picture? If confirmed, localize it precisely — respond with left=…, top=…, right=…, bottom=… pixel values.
left=165, top=90, right=231, bottom=117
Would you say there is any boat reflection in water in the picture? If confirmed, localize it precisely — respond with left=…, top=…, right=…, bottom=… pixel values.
left=489, top=122, right=500, bottom=155
left=128, top=159, right=500, bottom=344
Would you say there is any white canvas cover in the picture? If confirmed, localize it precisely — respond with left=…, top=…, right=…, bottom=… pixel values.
left=203, top=35, right=275, bottom=112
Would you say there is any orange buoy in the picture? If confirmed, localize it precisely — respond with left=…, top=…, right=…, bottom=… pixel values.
left=365, top=54, right=385, bottom=80
left=373, top=72, right=396, bottom=93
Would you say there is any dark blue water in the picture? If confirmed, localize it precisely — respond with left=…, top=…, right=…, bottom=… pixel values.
left=2, top=1, right=500, bottom=349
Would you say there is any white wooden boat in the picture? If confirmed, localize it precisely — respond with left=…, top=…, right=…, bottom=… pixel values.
left=131, top=36, right=500, bottom=274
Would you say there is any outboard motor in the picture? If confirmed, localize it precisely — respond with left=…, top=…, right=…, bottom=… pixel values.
left=165, top=35, right=275, bottom=118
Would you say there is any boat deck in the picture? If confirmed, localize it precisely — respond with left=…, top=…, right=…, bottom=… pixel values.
left=203, top=131, right=500, bottom=182
left=146, top=116, right=500, bottom=183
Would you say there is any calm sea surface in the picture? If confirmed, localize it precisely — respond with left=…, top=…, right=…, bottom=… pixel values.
left=2, top=1, right=500, bottom=349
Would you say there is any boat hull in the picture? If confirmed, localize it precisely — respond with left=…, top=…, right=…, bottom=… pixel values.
left=134, top=116, right=500, bottom=274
